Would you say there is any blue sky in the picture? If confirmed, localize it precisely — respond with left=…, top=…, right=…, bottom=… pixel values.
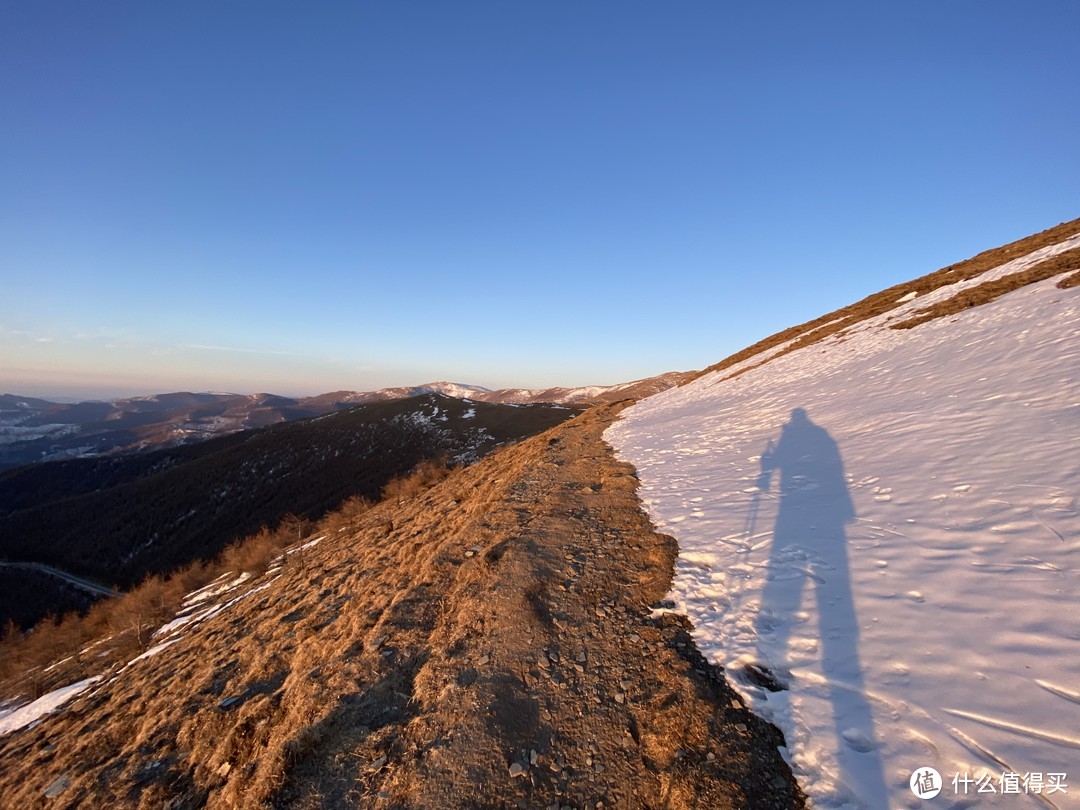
left=2, top=2, right=1077, bottom=399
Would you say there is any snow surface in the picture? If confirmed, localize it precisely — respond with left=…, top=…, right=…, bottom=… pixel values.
left=285, top=534, right=325, bottom=555
left=181, top=572, right=251, bottom=609
left=606, top=244, right=1080, bottom=809
left=123, top=638, right=182, bottom=667
left=423, top=381, right=494, bottom=398
left=0, top=423, right=79, bottom=445
left=0, top=677, right=101, bottom=736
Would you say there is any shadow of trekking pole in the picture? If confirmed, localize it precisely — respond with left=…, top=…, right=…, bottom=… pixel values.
left=743, top=439, right=775, bottom=541
left=748, top=408, right=889, bottom=806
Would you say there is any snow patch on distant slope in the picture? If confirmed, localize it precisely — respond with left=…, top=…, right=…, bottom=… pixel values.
left=421, top=381, right=494, bottom=399
left=607, top=243, right=1080, bottom=809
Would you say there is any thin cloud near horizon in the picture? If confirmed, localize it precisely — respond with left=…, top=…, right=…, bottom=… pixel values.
left=179, top=344, right=301, bottom=357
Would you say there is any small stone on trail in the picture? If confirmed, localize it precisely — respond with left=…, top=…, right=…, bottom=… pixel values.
left=477, top=654, right=490, bottom=666
left=509, top=762, right=527, bottom=778
left=369, top=755, right=388, bottom=772
left=614, top=693, right=625, bottom=704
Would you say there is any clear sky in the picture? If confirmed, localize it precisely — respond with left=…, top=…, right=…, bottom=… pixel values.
left=2, top=2, right=1077, bottom=400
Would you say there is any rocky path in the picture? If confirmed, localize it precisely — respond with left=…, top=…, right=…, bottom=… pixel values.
left=0, top=403, right=802, bottom=809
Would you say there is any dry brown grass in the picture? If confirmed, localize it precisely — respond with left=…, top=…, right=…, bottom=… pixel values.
left=219, top=526, right=285, bottom=577
left=0, top=520, right=302, bottom=700
left=685, top=217, right=1080, bottom=385
left=0, top=569, right=204, bottom=698
left=106, top=575, right=181, bottom=653
left=380, top=458, right=453, bottom=503
left=0, top=472, right=436, bottom=704
left=891, top=246, right=1080, bottom=329
left=1057, top=269, right=1080, bottom=289
left=322, top=494, right=373, bottom=528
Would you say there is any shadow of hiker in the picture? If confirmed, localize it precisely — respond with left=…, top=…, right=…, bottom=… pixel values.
left=749, top=407, right=889, bottom=806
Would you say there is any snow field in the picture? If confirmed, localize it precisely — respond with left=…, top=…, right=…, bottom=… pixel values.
left=607, top=247, right=1080, bottom=809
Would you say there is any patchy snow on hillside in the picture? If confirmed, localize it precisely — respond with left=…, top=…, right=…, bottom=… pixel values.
left=0, top=556, right=298, bottom=738
left=0, top=677, right=101, bottom=737
left=607, top=251, right=1080, bottom=808
left=0, top=423, right=79, bottom=445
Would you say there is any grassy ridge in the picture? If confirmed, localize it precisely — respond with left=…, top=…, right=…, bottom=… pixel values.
left=686, top=216, right=1080, bottom=385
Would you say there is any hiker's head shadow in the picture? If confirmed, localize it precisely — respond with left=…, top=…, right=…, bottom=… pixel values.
left=759, top=407, right=854, bottom=528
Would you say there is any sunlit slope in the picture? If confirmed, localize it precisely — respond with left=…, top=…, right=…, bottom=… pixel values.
left=607, top=223, right=1080, bottom=808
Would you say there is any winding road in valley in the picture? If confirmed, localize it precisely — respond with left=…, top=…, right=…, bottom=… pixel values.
left=0, top=561, right=119, bottom=598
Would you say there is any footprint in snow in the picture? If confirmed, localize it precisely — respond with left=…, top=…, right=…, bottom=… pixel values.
left=841, top=727, right=879, bottom=753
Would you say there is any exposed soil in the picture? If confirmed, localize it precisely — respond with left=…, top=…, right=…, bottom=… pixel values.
left=0, top=403, right=802, bottom=809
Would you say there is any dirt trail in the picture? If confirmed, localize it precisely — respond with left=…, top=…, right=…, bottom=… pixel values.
left=0, top=403, right=802, bottom=809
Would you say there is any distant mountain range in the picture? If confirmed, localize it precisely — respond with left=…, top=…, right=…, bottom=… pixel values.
left=0, top=373, right=691, bottom=471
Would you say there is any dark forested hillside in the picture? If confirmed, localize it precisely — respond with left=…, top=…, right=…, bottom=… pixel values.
left=0, top=394, right=578, bottom=626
